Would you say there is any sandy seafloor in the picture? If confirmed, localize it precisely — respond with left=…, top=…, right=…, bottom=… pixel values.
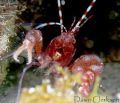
left=0, top=62, right=120, bottom=103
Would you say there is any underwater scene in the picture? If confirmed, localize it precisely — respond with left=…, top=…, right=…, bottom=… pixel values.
left=0, top=0, right=120, bottom=103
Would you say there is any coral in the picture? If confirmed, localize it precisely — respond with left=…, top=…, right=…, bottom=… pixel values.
left=18, top=66, right=109, bottom=103
left=0, top=1, right=26, bottom=56
left=19, top=66, right=81, bottom=103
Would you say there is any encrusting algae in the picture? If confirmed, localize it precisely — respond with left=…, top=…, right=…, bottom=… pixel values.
left=19, top=66, right=110, bottom=103
left=0, top=0, right=26, bottom=85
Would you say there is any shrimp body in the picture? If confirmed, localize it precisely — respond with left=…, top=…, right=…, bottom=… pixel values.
left=45, top=32, right=76, bottom=67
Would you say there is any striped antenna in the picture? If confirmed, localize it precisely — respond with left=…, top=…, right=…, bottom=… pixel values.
left=78, top=15, right=93, bottom=28
left=35, top=22, right=67, bottom=32
left=57, top=0, right=63, bottom=33
left=72, top=0, right=96, bottom=32
left=72, top=15, right=93, bottom=34
left=68, top=16, right=76, bottom=32
left=0, top=52, right=14, bottom=60
left=16, top=23, right=41, bottom=27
